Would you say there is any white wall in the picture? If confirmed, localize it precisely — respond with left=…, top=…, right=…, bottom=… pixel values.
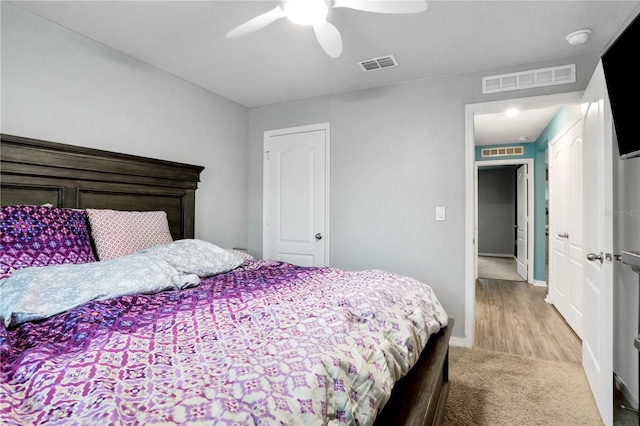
left=1, top=3, right=249, bottom=249
left=609, top=3, right=640, bottom=406
left=248, top=52, right=602, bottom=338
left=614, top=151, right=640, bottom=406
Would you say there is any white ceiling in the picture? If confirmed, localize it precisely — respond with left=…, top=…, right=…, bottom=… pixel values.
left=473, top=106, right=562, bottom=146
left=9, top=0, right=640, bottom=145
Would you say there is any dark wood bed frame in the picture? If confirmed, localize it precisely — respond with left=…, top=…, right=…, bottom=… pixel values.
left=0, top=133, right=453, bottom=426
left=0, top=134, right=203, bottom=240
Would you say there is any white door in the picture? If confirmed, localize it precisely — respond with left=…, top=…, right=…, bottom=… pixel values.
left=516, top=165, right=527, bottom=280
left=549, top=137, right=568, bottom=314
left=581, top=61, right=614, bottom=426
left=263, top=123, right=330, bottom=267
left=548, top=113, right=584, bottom=338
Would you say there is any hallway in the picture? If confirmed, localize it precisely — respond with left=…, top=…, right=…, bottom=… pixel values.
left=474, top=278, right=581, bottom=363
left=474, top=277, right=639, bottom=424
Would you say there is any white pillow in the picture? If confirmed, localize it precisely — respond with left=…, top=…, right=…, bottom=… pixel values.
left=225, top=248, right=255, bottom=262
left=139, top=239, right=244, bottom=277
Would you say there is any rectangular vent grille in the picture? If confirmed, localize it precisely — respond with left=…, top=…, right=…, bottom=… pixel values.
left=481, top=146, right=524, bottom=158
left=358, top=55, right=398, bottom=72
left=482, top=64, right=576, bottom=94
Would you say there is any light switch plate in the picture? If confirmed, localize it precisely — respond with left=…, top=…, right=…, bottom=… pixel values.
left=436, top=206, right=446, bottom=221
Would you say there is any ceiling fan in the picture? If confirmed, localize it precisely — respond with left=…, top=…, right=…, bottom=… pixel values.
left=225, top=0, right=428, bottom=59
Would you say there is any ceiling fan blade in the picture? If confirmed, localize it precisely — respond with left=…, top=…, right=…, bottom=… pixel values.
left=313, top=19, right=343, bottom=58
left=225, top=5, right=286, bottom=38
left=333, top=0, right=427, bottom=14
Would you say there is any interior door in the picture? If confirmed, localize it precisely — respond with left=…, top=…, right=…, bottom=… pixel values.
left=581, top=61, right=614, bottom=426
left=548, top=113, right=584, bottom=338
left=549, top=131, right=568, bottom=315
left=263, top=123, right=329, bottom=267
left=516, top=165, right=527, bottom=280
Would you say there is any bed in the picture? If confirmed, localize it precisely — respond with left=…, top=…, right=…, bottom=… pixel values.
left=0, top=133, right=453, bottom=426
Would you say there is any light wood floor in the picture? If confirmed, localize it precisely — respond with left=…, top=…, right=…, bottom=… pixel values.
left=475, top=278, right=582, bottom=364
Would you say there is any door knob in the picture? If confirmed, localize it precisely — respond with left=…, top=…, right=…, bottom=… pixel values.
left=315, top=233, right=323, bottom=241
left=586, top=252, right=603, bottom=263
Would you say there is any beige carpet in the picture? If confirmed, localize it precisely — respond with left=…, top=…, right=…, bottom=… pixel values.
left=443, top=346, right=602, bottom=426
left=477, top=256, right=525, bottom=282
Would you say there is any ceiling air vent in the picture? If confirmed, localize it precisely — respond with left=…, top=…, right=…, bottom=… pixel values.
left=482, top=64, right=576, bottom=94
left=358, top=55, right=398, bottom=72
left=481, top=146, right=524, bottom=158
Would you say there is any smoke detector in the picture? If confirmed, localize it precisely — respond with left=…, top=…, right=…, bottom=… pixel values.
left=566, top=29, right=592, bottom=45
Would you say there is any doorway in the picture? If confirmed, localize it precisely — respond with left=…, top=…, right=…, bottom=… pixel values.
left=463, top=91, right=584, bottom=347
left=476, top=160, right=533, bottom=284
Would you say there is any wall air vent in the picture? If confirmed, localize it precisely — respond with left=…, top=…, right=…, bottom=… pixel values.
left=358, top=55, right=398, bottom=72
left=482, top=64, right=576, bottom=94
left=481, top=146, right=524, bottom=158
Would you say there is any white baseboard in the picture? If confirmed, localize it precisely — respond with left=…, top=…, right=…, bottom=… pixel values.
left=614, top=372, right=639, bottom=409
left=449, top=336, right=470, bottom=347
left=532, top=280, right=547, bottom=287
left=478, top=253, right=515, bottom=258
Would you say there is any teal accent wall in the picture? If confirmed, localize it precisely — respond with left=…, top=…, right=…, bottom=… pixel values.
left=475, top=106, right=578, bottom=283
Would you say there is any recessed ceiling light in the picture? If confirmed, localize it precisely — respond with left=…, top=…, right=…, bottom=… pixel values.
left=518, top=136, right=527, bottom=142
left=566, top=29, right=592, bottom=45
left=506, top=108, right=519, bottom=117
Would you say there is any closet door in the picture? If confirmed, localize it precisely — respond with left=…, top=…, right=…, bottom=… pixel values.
left=263, top=123, right=330, bottom=267
left=548, top=114, right=584, bottom=338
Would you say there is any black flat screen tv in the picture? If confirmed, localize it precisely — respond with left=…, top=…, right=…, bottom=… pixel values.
left=601, top=12, right=640, bottom=159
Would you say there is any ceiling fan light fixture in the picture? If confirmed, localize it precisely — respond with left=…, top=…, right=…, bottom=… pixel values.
left=565, top=29, right=592, bottom=45
left=226, top=0, right=428, bottom=58
left=284, top=0, right=328, bottom=26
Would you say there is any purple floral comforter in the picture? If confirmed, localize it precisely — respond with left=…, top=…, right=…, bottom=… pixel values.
left=0, top=260, right=448, bottom=425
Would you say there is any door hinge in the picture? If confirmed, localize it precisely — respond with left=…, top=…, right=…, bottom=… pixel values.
left=265, top=150, right=270, bottom=160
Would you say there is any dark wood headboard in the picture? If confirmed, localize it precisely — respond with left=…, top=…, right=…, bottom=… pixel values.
left=0, top=134, right=204, bottom=240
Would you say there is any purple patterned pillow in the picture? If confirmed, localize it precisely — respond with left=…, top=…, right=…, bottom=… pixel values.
left=0, top=205, right=97, bottom=279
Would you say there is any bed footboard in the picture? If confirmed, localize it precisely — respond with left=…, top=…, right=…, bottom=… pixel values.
left=374, top=318, right=454, bottom=426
